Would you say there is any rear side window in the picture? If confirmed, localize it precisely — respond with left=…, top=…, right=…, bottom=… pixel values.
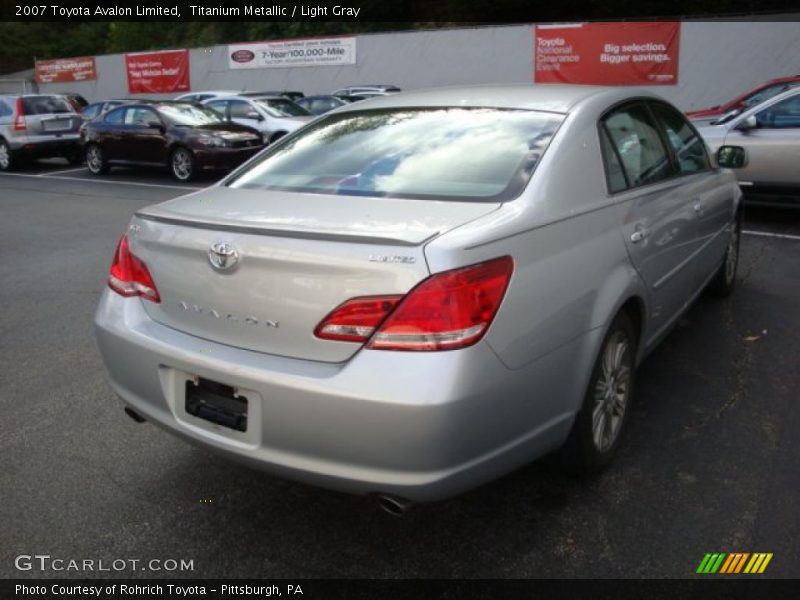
left=599, top=128, right=628, bottom=194
left=228, top=107, right=565, bottom=202
left=649, top=102, right=710, bottom=175
left=0, top=100, right=12, bottom=117
left=602, top=103, right=674, bottom=190
left=21, top=95, right=73, bottom=115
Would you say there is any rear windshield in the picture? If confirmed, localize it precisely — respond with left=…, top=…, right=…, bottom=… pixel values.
left=21, top=96, right=73, bottom=115
left=227, top=107, right=564, bottom=202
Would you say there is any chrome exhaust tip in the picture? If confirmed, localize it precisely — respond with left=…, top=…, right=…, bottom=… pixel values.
left=376, top=494, right=412, bottom=517
left=124, top=407, right=146, bottom=423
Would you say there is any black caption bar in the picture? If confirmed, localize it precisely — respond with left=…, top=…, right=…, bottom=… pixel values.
left=2, top=0, right=800, bottom=23
left=4, top=579, right=800, bottom=600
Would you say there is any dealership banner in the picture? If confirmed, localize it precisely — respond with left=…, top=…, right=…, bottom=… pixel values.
left=228, top=36, right=357, bottom=69
left=125, top=49, right=190, bottom=94
left=34, top=56, right=97, bottom=84
left=534, top=22, right=680, bottom=85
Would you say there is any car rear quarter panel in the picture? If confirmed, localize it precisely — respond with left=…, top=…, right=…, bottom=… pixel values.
left=425, top=101, right=648, bottom=417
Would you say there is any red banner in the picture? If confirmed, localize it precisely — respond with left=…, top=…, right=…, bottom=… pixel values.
left=534, top=22, right=680, bottom=85
left=125, top=49, right=190, bottom=94
left=35, top=56, right=96, bottom=84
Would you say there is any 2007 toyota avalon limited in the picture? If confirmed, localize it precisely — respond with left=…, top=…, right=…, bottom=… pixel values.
left=94, top=85, right=746, bottom=509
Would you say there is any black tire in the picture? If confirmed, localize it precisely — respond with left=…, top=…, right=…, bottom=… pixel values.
left=708, top=216, right=741, bottom=298
left=560, top=311, right=637, bottom=474
left=0, top=139, right=14, bottom=172
left=170, top=146, right=195, bottom=182
left=85, top=144, right=109, bottom=175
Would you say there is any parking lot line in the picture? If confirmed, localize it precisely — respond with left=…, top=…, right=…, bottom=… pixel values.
left=743, top=230, right=800, bottom=242
left=0, top=172, right=203, bottom=191
left=37, top=167, right=89, bottom=176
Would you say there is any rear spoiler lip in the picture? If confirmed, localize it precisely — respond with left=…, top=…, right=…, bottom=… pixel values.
left=134, top=211, right=436, bottom=247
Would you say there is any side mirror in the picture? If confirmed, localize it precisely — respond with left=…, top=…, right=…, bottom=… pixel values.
left=735, top=115, right=758, bottom=131
left=716, top=145, right=748, bottom=169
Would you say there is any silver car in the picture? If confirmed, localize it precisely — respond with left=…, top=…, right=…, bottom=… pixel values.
left=202, top=95, right=313, bottom=145
left=697, top=86, right=800, bottom=207
left=94, top=85, right=744, bottom=508
left=0, top=94, right=83, bottom=170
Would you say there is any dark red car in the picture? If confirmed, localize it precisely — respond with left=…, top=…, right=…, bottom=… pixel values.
left=686, top=75, right=800, bottom=121
left=80, top=101, right=264, bottom=181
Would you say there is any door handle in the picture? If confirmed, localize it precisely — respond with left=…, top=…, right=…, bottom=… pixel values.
left=630, top=226, right=649, bottom=244
left=693, top=201, right=705, bottom=215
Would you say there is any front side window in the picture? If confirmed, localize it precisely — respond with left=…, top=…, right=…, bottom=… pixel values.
left=104, top=107, right=125, bottom=125
left=602, top=103, right=674, bottom=189
left=227, top=107, right=564, bottom=202
left=756, top=94, right=800, bottom=128
left=649, top=102, right=710, bottom=175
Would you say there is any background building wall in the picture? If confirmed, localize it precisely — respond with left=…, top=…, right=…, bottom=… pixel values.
left=3, top=21, right=799, bottom=111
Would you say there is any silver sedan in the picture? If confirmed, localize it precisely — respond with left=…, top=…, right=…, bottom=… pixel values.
left=697, top=86, right=800, bottom=207
left=94, top=85, right=744, bottom=508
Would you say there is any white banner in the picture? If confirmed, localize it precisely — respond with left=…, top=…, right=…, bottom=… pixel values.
left=228, top=37, right=357, bottom=69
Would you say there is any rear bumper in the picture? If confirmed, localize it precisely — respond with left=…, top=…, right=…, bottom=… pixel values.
left=94, top=290, right=583, bottom=501
left=8, top=134, right=81, bottom=158
left=194, top=146, right=263, bottom=171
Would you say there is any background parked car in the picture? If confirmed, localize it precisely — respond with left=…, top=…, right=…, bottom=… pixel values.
left=81, top=101, right=263, bottom=181
left=687, top=75, right=800, bottom=125
left=295, top=95, right=352, bottom=115
left=697, top=86, right=800, bottom=207
left=0, top=94, right=83, bottom=171
left=203, top=95, right=313, bottom=144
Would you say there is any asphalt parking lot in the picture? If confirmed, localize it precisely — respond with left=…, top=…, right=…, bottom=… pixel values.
left=1, top=160, right=798, bottom=579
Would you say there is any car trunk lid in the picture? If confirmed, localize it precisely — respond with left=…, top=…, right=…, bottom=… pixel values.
left=130, top=187, right=499, bottom=362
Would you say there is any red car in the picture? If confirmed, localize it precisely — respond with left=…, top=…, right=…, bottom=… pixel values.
left=686, top=75, right=800, bottom=120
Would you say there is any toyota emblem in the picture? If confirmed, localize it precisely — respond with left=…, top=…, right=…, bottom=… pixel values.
left=208, top=241, right=239, bottom=271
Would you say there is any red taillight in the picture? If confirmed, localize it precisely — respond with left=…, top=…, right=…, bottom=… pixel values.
left=314, top=296, right=402, bottom=342
left=13, top=98, right=26, bottom=131
left=314, top=256, right=513, bottom=351
left=107, top=235, right=161, bottom=303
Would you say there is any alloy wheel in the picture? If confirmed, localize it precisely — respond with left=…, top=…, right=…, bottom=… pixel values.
left=591, top=331, right=632, bottom=453
left=172, top=148, right=192, bottom=181
left=0, top=142, right=10, bottom=170
left=86, top=146, right=103, bottom=173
